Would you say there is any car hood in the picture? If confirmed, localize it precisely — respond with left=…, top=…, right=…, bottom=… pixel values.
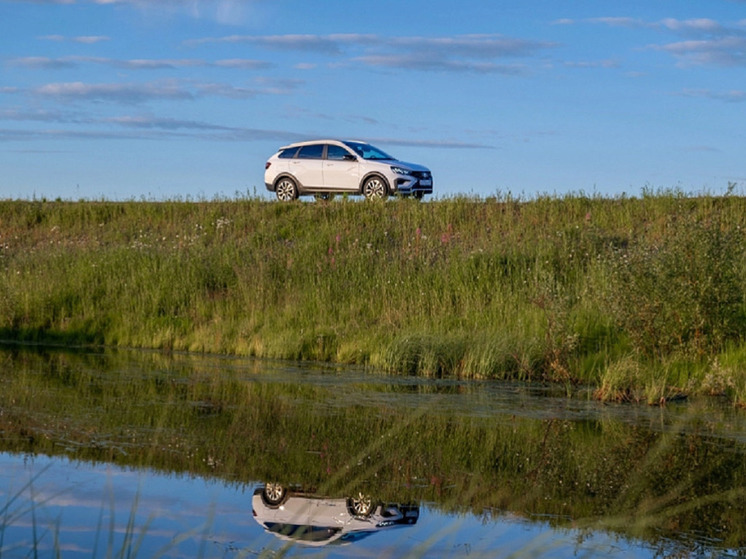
left=390, top=160, right=431, bottom=173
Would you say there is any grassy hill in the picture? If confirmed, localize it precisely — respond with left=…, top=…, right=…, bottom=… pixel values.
left=3, top=191, right=746, bottom=403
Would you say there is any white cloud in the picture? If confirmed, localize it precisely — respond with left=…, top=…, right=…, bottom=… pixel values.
left=26, top=77, right=298, bottom=103
left=7, top=55, right=271, bottom=71
left=0, top=105, right=497, bottom=149
left=4, top=0, right=263, bottom=24
left=105, top=114, right=235, bottom=130
left=0, top=107, right=85, bottom=122
left=38, top=34, right=110, bottom=43
left=679, top=88, right=746, bottom=102
left=587, top=17, right=653, bottom=28
left=564, top=59, right=619, bottom=69
left=34, top=81, right=195, bottom=103
left=186, top=33, right=369, bottom=54
left=121, top=58, right=203, bottom=69
left=356, top=54, right=527, bottom=74
left=391, top=35, right=554, bottom=58
left=189, top=33, right=552, bottom=58
left=187, top=33, right=556, bottom=74
left=660, top=18, right=723, bottom=33
left=363, top=136, right=494, bottom=150
left=7, top=56, right=79, bottom=69
left=74, top=35, right=110, bottom=44
left=191, top=82, right=259, bottom=99
left=563, top=15, right=746, bottom=67
left=213, top=59, right=272, bottom=69
left=654, top=18, right=746, bottom=66
left=654, top=36, right=746, bottom=66
left=554, top=17, right=654, bottom=28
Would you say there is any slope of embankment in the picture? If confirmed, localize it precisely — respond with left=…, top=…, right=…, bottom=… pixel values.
left=3, top=192, right=746, bottom=403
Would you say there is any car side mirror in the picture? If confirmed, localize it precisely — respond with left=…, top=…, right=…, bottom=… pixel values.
left=343, top=154, right=357, bottom=161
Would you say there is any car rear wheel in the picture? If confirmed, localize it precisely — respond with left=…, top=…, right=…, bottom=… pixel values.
left=362, top=176, right=388, bottom=200
left=276, top=178, right=298, bottom=202
left=262, top=482, right=287, bottom=506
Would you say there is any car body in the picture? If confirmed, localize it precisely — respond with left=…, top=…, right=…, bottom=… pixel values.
left=252, top=483, right=420, bottom=547
left=264, top=139, right=433, bottom=201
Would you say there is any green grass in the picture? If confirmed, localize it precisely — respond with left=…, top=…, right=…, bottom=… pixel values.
left=2, top=190, right=746, bottom=402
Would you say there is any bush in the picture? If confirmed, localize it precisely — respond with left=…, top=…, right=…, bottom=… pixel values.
left=605, top=214, right=745, bottom=359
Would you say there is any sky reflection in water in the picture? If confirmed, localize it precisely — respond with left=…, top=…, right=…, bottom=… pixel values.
left=2, top=452, right=661, bottom=558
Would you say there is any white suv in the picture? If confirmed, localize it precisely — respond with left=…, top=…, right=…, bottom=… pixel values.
left=252, top=484, right=420, bottom=547
left=264, top=140, right=433, bottom=201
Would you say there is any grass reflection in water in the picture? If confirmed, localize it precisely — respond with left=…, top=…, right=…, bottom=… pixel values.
left=1, top=348, right=745, bottom=557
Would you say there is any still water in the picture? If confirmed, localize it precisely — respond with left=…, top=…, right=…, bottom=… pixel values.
left=1, top=349, right=745, bottom=558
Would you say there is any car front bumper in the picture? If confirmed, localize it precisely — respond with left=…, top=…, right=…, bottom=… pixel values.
left=392, top=173, right=433, bottom=196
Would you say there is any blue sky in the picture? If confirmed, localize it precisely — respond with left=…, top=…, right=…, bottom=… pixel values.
left=1, top=0, right=745, bottom=200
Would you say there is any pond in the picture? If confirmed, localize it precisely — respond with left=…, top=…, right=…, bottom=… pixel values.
left=1, top=348, right=745, bottom=558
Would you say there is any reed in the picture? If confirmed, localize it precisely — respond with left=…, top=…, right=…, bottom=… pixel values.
left=2, top=190, right=746, bottom=400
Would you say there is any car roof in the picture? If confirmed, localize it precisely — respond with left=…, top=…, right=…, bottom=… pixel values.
left=278, top=139, right=366, bottom=150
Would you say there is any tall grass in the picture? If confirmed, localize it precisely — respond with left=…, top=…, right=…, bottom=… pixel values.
left=2, top=190, right=746, bottom=400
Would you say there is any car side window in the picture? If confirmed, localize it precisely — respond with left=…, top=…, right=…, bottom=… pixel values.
left=278, top=147, right=299, bottom=159
left=297, top=144, right=324, bottom=159
left=326, top=145, right=350, bottom=161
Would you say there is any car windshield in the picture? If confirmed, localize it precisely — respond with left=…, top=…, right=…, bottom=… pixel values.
left=264, top=523, right=341, bottom=542
left=343, top=142, right=395, bottom=161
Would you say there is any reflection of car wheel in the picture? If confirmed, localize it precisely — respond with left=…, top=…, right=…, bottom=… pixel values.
left=362, top=176, right=388, bottom=200
left=348, top=493, right=374, bottom=517
left=314, top=193, right=335, bottom=202
left=275, top=178, right=298, bottom=202
left=262, top=483, right=287, bottom=506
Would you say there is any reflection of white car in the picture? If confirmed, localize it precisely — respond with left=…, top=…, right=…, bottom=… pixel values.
left=252, top=483, right=420, bottom=546
left=264, top=139, right=433, bottom=201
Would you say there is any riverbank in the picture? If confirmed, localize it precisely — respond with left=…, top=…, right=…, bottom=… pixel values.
left=2, top=191, right=746, bottom=404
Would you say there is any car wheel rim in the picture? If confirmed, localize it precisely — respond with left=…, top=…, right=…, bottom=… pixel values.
left=364, top=179, right=385, bottom=199
left=350, top=493, right=373, bottom=516
left=276, top=180, right=296, bottom=201
left=264, top=482, right=285, bottom=503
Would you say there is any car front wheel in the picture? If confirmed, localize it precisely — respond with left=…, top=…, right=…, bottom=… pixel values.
left=275, top=178, right=298, bottom=202
left=348, top=493, right=374, bottom=517
left=362, top=177, right=388, bottom=200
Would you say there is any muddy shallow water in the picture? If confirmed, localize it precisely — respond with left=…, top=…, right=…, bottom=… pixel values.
left=1, top=348, right=745, bottom=557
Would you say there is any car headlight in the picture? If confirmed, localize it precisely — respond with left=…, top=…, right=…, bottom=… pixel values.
left=390, top=166, right=412, bottom=175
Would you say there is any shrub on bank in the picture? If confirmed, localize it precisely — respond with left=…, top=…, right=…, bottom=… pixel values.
left=604, top=212, right=744, bottom=359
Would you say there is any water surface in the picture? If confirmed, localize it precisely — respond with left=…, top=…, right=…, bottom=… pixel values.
left=1, top=349, right=744, bottom=557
